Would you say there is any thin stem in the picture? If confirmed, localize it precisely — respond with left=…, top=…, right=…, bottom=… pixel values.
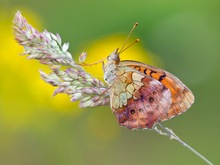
left=153, top=123, right=213, bottom=165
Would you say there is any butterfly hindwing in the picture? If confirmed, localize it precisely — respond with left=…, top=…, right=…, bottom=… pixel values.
left=110, top=66, right=172, bottom=129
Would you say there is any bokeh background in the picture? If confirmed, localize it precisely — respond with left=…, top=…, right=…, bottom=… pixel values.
left=1, top=0, right=220, bottom=165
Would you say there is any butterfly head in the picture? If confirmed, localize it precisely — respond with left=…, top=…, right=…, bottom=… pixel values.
left=106, top=48, right=120, bottom=64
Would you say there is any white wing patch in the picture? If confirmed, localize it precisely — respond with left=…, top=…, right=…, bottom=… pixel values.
left=126, top=84, right=135, bottom=94
left=111, top=70, right=145, bottom=109
left=132, top=72, right=144, bottom=81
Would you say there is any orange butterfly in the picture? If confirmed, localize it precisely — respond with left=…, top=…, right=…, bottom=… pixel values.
left=103, top=23, right=194, bottom=130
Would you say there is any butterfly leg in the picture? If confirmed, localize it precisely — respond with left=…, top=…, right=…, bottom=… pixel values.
left=102, top=61, right=105, bottom=72
left=78, top=58, right=106, bottom=67
left=94, top=87, right=111, bottom=103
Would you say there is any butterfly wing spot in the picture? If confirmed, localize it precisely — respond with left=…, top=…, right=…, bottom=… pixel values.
left=138, top=108, right=144, bottom=112
left=130, top=109, right=135, bottom=114
left=134, top=66, right=141, bottom=71
left=148, top=96, right=154, bottom=103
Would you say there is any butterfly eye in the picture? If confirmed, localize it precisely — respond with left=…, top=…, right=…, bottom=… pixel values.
left=152, top=91, right=157, bottom=95
left=130, top=109, right=135, bottom=114
left=148, top=97, right=154, bottom=103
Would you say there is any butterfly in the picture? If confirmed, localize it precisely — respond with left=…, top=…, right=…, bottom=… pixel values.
left=103, top=23, right=194, bottom=130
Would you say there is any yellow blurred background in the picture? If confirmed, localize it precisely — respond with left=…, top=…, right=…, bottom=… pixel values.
left=0, top=0, right=220, bottom=165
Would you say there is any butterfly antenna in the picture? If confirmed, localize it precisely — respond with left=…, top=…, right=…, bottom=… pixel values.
left=120, top=38, right=140, bottom=54
left=119, top=22, right=138, bottom=54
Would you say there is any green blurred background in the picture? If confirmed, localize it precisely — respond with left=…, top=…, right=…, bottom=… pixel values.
left=1, top=0, right=220, bottom=165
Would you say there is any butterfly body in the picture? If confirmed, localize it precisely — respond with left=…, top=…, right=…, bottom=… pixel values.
left=104, top=49, right=194, bottom=130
